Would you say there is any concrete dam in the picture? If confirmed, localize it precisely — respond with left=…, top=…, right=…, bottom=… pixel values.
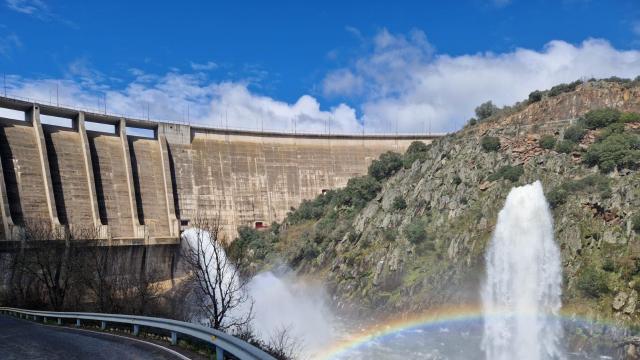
left=0, top=96, right=440, bottom=246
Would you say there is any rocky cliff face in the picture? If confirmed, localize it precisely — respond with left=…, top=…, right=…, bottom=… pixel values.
left=234, top=80, right=640, bottom=330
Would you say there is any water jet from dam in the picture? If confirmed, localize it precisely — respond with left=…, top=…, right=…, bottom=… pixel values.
left=482, top=181, right=564, bottom=360
left=181, top=228, right=335, bottom=355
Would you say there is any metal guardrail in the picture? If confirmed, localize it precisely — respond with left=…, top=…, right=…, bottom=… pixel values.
left=0, top=307, right=275, bottom=360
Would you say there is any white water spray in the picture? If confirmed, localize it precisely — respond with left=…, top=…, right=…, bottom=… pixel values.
left=482, top=181, right=564, bottom=360
left=181, top=229, right=335, bottom=355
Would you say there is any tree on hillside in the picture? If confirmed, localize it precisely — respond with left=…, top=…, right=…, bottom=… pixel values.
left=475, top=101, right=499, bottom=120
left=181, top=215, right=253, bottom=331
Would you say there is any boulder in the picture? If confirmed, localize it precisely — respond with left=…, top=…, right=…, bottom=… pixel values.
left=613, top=291, right=628, bottom=311
left=479, top=181, right=492, bottom=191
left=625, top=290, right=638, bottom=314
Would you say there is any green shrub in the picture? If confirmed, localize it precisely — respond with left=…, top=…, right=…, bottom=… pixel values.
left=547, top=175, right=611, bottom=208
left=392, top=196, right=407, bottom=211
left=633, top=214, right=640, bottom=234
left=488, top=165, right=524, bottom=182
left=475, top=101, right=499, bottom=120
left=618, top=256, right=640, bottom=281
left=403, top=141, right=429, bottom=168
left=452, top=175, right=462, bottom=186
left=369, top=151, right=403, bottom=180
left=576, top=265, right=609, bottom=298
left=598, top=122, right=626, bottom=139
left=546, top=187, right=568, bottom=208
left=620, top=112, right=640, bottom=123
left=582, top=108, right=621, bottom=129
left=563, top=174, right=611, bottom=193
left=528, top=90, right=543, bottom=103
left=548, top=80, right=582, bottom=97
left=229, top=226, right=272, bottom=261
left=481, top=136, right=501, bottom=152
left=405, top=141, right=429, bottom=154
left=404, top=217, right=428, bottom=244
left=468, top=118, right=477, bottom=126
left=555, top=140, right=576, bottom=154
left=583, top=133, right=640, bottom=173
left=335, top=175, right=381, bottom=209
left=539, top=135, right=556, bottom=149
left=288, top=197, right=331, bottom=224
left=383, top=228, right=398, bottom=242
left=300, top=235, right=320, bottom=261
left=602, top=258, right=616, bottom=272
left=602, top=76, right=632, bottom=84
left=563, top=125, right=586, bottom=143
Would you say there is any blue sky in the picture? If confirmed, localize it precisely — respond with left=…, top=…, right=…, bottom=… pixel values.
left=1, top=0, right=640, bottom=133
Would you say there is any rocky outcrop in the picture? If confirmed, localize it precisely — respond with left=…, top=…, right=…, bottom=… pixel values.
left=245, top=80, right=640, bottom=326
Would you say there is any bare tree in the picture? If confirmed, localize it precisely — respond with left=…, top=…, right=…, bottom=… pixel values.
left=80, top=243, right=115, bottom=312
left=0, top=242, right=44, bottom=308
left=79, top=241, right=163, bottom=315
left=21, top=221, right=98, bottom=310
left=233, top=323, right=302, bottom=360
left=266, top=326, right=303, bottom=360
left=181, top=214, right=253, bottom=331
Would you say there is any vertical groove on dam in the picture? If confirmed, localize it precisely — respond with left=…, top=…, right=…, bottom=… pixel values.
left=43, top=126, right=93, bottom=226
left=0, top=122, right=49, bottom=225
left=128, top=137, right=171, bottom=238
left=87, top=132, right=134, bottom=238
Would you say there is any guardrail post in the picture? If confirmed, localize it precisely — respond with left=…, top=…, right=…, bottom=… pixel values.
left=57, top=318, right=62, bottom=325
left=100, top=321, right=106, bottom=330
left=133, top=324, right=140, bottom=336
left=215, top=346, right=224, bottom=360
left=170, top=331, right=177, bottom=345
left=76, top=319, right=81, bottom=327
left=43, top=316, right=47, bottom=323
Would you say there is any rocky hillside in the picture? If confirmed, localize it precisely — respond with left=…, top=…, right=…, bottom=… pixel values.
left=229, top=79, right=640, bottom=328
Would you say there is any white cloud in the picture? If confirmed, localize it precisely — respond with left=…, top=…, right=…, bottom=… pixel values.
left=5, top=0, right=75, bottom=26
left=322, top=69, right=363, bottom=97
left=345, top=25, right=363, bottom=40
left=5, top=31, right=640, bottom=135
left=633, top=21, right=640, bottom=37
left=5, top=0, right=48, bottom=15
left=323, top=30, right=640, bottom=132
left=190, top=61, right=218, bottom=71
left=0, top=32, right=21, bottom=57
left=5, top=70, right=362, bottom=134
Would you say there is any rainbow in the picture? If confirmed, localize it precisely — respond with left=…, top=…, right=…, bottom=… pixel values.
left=316, top=304, right=624, bottom=360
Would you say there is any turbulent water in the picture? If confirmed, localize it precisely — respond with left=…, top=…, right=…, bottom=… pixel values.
left=481, top=181, right=564, bottom=360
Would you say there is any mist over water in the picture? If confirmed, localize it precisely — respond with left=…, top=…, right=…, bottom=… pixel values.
left=482, top=181, right=564, bottom=360
left=181, top=229, right=335, bottom=356
left=246, top=271, right=336, bottom=353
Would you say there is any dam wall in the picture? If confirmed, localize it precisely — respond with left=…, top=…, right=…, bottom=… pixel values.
left=0, top=96, right=440, bottom=243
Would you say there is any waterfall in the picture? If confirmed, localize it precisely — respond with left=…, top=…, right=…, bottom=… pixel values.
left=482, top=181, right=564, bottom=360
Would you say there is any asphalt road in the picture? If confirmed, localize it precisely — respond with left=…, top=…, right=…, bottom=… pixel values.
left=0, top=314, right=187, bottom=360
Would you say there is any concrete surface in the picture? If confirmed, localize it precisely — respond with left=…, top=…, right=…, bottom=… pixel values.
left=0, top=96, right=440, bottom=242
